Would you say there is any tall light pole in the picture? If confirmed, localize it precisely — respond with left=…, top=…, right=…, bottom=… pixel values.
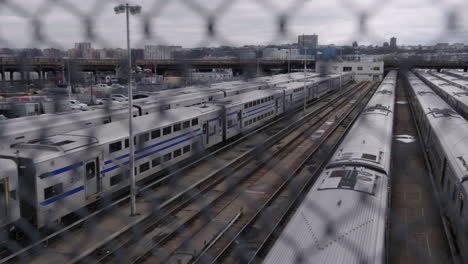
left=115, top=3, right=142, bottom=216
left=303, top=48, right=307, bottom=113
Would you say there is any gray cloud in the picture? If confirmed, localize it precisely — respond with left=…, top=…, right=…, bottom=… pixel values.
left=1, top=0, right=468, bottom=49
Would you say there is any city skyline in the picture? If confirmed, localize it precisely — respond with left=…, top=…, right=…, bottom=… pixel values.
left=1, top=0, right=468, bottom=49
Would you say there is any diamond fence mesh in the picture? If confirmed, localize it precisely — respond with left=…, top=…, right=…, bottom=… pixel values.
left=0, top=0, right=466, bottom=263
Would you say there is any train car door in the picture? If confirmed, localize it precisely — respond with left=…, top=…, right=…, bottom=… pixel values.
left=0, top=178, right=8, bottom=217
left=85, top=158, right=100, bottom=198
left=203, top=122, right=209, bottom=145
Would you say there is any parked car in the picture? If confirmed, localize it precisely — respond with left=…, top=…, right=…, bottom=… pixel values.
left=96, top=98, right=114, bottom=105
left=111, top=94, right=129, bottom=102
left=69, top=100, right=88, bottom=111
left=133, top=94, right=149, bottom=100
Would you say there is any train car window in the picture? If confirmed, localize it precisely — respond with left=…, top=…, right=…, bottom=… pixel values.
left=44, top=183, right=63, bottom=200
left=109, top=142, right=122, bottom=153
left=86, top=162, right=96, bottom=180
left=183, top=121, right=190, bottom=129
left=261, top=99, right=264, bottom=103
left=163, top=126, right=172, bottom=136
left=192, top=142, right=199, bottom=152
left=151, top=129, right=161, bottom=139
left=192, top=118, right=199, bottom=126
left=244, top=104, right=248, bottom=109
left=174, top=123, right=182, bottom=132
left=139, top=133, right=149, bottom=143
left=152, top=157, right=161, bottom=167
left=249, top=102, right=253, bottom=107
left=125, top=139, right=129, bottom=148
left=183, top=145, right=191, bottom=154
left=257, top=100, right=261, bottom=104
left=203, top=124, right=207, bottom=133
left=253, top=101, right=257, bottom=106
left=245, top=121, right=248, bottom=127
left=460, top=199, right=464, bottom=216
left=253, top=117, right=257, bottom=122
left=228, top=120, right=233, bottom=127
left=110, top=174, right=123, bottom=186
left=174, top=149, right=182, bottom=158
left=163, top=153, right=172, bottom=162
left=140, top=162, right=150, bottom=173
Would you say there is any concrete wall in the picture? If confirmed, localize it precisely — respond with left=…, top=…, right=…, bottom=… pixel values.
left=316, top=60, right=384, bottom=81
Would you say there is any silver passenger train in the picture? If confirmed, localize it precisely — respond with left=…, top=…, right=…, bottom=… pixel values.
left=264, top=71, right=397, bottom=264
left=0, top=73, right=352, bottom=229
left=0, top=72, right=321, bottom=150
left=414, top=70, right=468, bottom=120
left=407, top=72, right=468, bottom=262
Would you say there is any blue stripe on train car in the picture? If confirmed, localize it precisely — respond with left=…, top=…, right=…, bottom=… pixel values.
left=108, top=129, right=201, bottom=163
left=39, top=162, right=84, bottom=179
left=244, top=103, right=274, bottom=115
left=40, top=186, right=84, bottom=206
left=100, top=132, right=204, bottom=174
left=242, top=106, right=274, bottom=119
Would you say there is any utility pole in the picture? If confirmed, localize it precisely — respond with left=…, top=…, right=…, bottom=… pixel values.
left=114, top=3, right=142, bottom=216
left=303, top=48, right=307, bottom=114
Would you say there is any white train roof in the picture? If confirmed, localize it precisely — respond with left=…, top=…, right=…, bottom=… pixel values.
left=264, top=71, right=396, bottom=264
left=6, top=105, right=220, bottom=162
left=417, top=72, right=468, bottom=108
left=408, top=74, right=468, bottom=181
left=215, top=90, right=279, bottom=107
left=328, top=71, right=396, bottom=174
left=263, top=166, right=387, bottom=264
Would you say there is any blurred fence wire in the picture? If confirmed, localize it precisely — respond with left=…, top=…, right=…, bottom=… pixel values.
left=0, top=0, right=465, bottom=263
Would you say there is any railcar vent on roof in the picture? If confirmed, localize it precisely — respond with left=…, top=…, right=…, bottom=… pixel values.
left=362, top=154, right=377, bottom=161
left=377, top=90, right=393, bottom=95
left=52, top=140, right=75, bottom=146
left=418, top=91, right=434, bottom=95
left=428, top=108, right=460, bottom=118
left=454, top=92, right=468, bottom=97
left=364, top=104, right=392, bottom=114
left=457, top=157, right=468, bottom=172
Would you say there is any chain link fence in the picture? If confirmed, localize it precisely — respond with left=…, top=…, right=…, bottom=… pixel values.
left=0, top=0, right=466, bottom=263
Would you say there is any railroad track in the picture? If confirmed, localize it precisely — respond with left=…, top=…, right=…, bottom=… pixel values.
left=207, top=82, right=378, bottom=264
left=1, top=82, right=365, bottom=264
left=88, top=81, right=377, bottom=264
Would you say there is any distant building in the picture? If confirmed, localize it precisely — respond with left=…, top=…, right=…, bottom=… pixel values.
left=352, top=41, right=358, bottom=48
left=298, top=34, right=318, bottom=49
left=435, top=43, right=450, bottom=51
left=19, top=48, right=43, bottom=58
left=75, top=42, right=91, bottom=51
left=144, top=45, right=181, bottom=60
left=450, top=43, right=465, bottom=50
left=82, top=48, right=99, bottom=59
left=190, top=69, right=233, bottom=82
left=390, top=37, right=397, bottom=49
left=239, top=50, right=257, bottom=60
left=74, top=42, right=92, bottom=58
left=383, top=42, right=389, bottom=48
left=131, top=49, right=144, bottom=60
left=263, top=48, right=290, bottom=60
left=43, top=48, right=62, bottom=58
left=316, top=60, right=384, bottom=81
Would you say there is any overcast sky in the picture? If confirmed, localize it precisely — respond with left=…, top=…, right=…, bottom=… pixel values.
left=1, top=0, right=468, bottom=49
